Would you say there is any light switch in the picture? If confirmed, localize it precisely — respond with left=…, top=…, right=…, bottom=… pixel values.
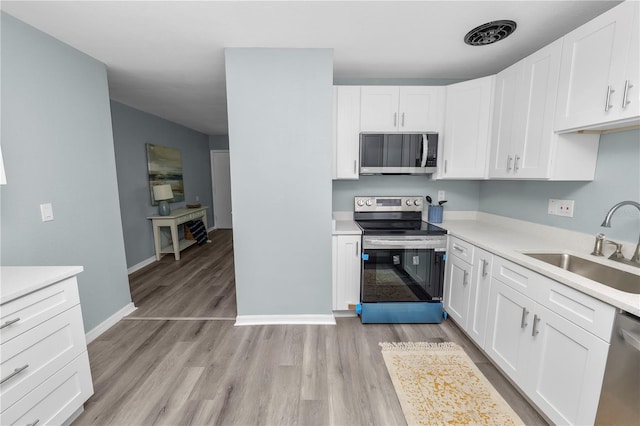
left=40, top=203, right=54, bottom=222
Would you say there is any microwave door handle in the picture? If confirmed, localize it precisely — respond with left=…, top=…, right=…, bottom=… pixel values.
left=420, top=134, right=428, bottom=168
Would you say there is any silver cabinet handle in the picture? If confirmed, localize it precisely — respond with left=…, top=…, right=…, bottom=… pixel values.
left=463, top=270, right=468, bottom=285
left=1, top=364, right=29, bottom=384
left=605, top=85, right=615, bottom=111
left=507, top=155, right=513, bottom=171
left=452, top=245, right=464, bottom=252
left=532, top=314, right=541, bottom=336
left=481, top=259, right=488, bottom=277
left=355, top=241, right=359, bottom=257
left=520, top=308, right=529, bottom=329
left=353, top=160, right=357, bottom=175
left=393, top=112, right=397, bottom=127
left=514, top=155, right=521, bottom=172
left=27, top=420, right=40, bottom=426
left=401, top=112, right=405, bottom=127
left=622, top=80, right=633, bottom=109
left=1, top=317, right=20, bottom=329
left=444, top=160, right=448, bottom=174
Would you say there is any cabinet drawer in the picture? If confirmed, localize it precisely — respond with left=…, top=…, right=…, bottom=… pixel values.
left=0, top=277, right=80, bottom=345
left=448, top=237, right=475, bottom=264
left=537, top=278, right=616, bottom=342
left=1, top=305, right=87, bottom=411
left=492, top=256, right=539, bottom=299
left=0, top=351, right=93, bottom=426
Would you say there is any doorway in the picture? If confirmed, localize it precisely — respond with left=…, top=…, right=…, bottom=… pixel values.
left=211, top=150, right=233, bottom=229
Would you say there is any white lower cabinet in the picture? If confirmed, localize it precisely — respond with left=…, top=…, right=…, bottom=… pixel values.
left=485, top=258, right=614, bottom=425
left=332, top=235, right=361, bottom=310
left=444, top=237, right=493, bottom=348
left=0, top=268, right=93, bottom=426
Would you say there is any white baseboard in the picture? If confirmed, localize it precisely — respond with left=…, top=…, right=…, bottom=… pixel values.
left=235, top=314, right=336, bottom=326
left=127, top=256, right=156, bottom=274
left=85, top=302, right=137, bottom=344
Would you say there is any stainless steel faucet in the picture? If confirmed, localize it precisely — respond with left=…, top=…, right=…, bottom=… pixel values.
left=600, top=201, right=640, bottom=265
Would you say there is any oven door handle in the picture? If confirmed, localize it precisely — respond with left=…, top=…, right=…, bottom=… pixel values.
left=364, top=239, right=444, bottom=250
left=420, top=134, right=428, bottom=168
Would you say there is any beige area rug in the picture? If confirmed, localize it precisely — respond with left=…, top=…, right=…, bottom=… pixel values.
left=380, top=342, right=525, bottom=426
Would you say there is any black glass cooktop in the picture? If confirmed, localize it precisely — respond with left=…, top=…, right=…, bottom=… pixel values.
left=356, top=220, right=447, bottom=236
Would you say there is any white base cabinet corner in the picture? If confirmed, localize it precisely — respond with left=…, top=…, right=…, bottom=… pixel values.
left=484, top=257, right=615, bottom=425
left=0, top=267, right=94, bottom=426
left=443, top=237, right=493, bottom=348
left=332, top=235, right=361, bottom=311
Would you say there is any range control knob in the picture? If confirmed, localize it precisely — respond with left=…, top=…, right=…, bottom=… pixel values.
left=357, top=199, right=365, bottom=206
left=365, top=199, right=373, bottom=206
left=406, top=199, right=413, bottom=206
left=414, top=199, right=422, bottom=206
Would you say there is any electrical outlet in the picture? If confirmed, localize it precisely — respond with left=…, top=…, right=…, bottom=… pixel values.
left=548, top=199, right=574, bottom=217
left=40, top=203, right=54, bottom=222
left=437, top=191, right=446, bottom=202
left=195, top=195, right=200, bottom=202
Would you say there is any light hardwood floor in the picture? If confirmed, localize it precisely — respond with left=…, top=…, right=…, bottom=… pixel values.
left=74, top=229, right=547, bottom=426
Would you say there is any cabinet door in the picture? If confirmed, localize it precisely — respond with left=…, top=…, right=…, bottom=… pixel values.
left=334, top=86, right=361, bottom=180
left=440, top=76, right=494, bottom=179
left=620, top=2, right=639, bottom=121
left=398, top=86, right=444, bottom=132
left=467, top=249, right=492, bottom=349
left=526, top=304, right=609, bottom=426
left=555, top=1, right=636, bottom=131
left=513, top=39, right=562, bottom=179
left=360, top=86, right=399, bottom=132
left=485, top=278, right=534, bottom=386
left=332, top=235, right=362, bottom=310
left=444, top=253, right=472, bottom=328
left=489, top=61, right=522, bottom=178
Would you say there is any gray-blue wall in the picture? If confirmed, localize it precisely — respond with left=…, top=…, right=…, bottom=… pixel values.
left=479, top=129, right=640, bottom=243
left=110, top=101, right=213, bottom=268
left=0, top=13, right=131, bottom=332
left=226, top=48, right=333, bottom=316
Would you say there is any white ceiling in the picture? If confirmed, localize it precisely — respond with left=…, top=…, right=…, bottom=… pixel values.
left=1, top=1, right=622, bottom=135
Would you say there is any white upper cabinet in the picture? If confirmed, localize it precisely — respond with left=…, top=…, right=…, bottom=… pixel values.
left=360, top=86, right=444, bottom=132
left=438, top=76, right=494, bottom=179
left=555, top=0, right=639, bottom=132
left=333, top=86, right=361, bottom=180
left=489, top=39, right=600, bottom=180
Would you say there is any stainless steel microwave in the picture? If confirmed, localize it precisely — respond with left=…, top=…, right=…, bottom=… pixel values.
left=359, top=133, right=438, bottom=175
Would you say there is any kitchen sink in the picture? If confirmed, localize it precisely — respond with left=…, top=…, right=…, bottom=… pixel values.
left=524, top=252, right=640, bottom=294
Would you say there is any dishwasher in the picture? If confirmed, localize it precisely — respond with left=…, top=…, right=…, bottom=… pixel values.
left=595, top=310, right=640, bottom=425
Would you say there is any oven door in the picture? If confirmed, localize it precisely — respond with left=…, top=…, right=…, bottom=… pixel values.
left=361, top=236, right=445, bottom=303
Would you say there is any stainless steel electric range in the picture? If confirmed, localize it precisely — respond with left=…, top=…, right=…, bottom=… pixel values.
left=354, top=196, right=447, bottom=323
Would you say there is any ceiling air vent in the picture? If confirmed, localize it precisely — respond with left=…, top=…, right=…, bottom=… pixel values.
left=464, top=20, right=517, bottom=46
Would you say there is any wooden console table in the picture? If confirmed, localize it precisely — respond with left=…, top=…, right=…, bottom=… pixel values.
left=147, top=206, right=208, bottom=261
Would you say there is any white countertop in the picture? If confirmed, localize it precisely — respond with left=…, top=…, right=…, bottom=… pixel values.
left=330, top=211, right=640, bottom=316
left=332, top=219, right=362, bottom=235
left=1, top=266, right=84, bottom=304
left=439, top=213, right=640, bottom=316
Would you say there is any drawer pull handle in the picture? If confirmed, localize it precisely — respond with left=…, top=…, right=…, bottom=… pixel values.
left=520, top=308, right=529, bottom=329
left=1, top=364, right=29, bottom=384
left=532, top=314, right=541, bottom=336
left=0, top=317, right=20, bottom=329
left=453, top=245, right=464, bottom=253
left=27, top=420, right=40, bottom=426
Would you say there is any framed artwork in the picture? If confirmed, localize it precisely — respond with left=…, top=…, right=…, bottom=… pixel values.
left=146, top=143, right=185, bottom=205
